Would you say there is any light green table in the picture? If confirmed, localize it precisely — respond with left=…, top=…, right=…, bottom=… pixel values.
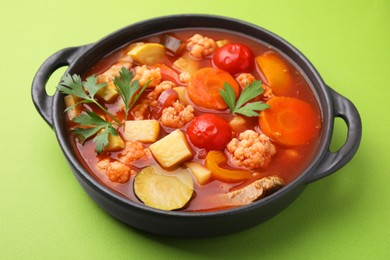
left=1, top=0, right=389, bottom=259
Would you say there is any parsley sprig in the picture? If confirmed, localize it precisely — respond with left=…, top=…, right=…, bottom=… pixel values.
left=57, top=67, right=149, bottom=154
left=58, top=74, right=120, bottom=124
left=72, top=111, right=118, bottom=154
left=114, top=68, right=150, bottom=120
left=220, top=80, right=270, bottom=117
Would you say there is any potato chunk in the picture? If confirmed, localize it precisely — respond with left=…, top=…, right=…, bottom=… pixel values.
left=173, top=86, right=189, bottom=106
left=184, top=162, right=211, bottom=185
left=229, top=115, right=247, bottom=134
left=128, top=43, right=165, bottom=65
left=173, top=53, right=199, bottom=74
left=124, top=120, right=160, bottom=143
left=149, top=129, right=192, bottom=168
left=64, top=94, right=82, bottom=120
left=96, top=81, right=118, bottom=102
left=134, top=166, right=194, bottom=210
left=216, top=39, right=229, bottom=47
left=104, top=133, right=125, bottom=152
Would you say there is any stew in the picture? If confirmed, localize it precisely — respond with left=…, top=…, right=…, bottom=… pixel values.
left=59, top=29, right=322, bottom=212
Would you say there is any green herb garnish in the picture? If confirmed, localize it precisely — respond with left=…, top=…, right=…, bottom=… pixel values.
left=58, top=74, right=120, bottom=124
left=220, top=80, right=270, bottom=117
left=57, top=67, right=150, bottom=154
left=113, top=67, right=150, bottom=120
left=72, top=111, right=118, bottom=155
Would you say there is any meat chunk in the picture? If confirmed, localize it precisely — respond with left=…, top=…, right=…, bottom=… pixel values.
left=117, top=141, right=150, bottom=165
left=226, top=130, right=276, bottom=169
left=218, top=176, right=284, bottom=206
left=236, top=73, right=256, bottom=88
left=186, top=34, right=217, bottom=59
left=97, top=158, right=134, bottom=183
left=161, top=101, right=195, bottom=128
left=133, top=65, right=162, bottom=87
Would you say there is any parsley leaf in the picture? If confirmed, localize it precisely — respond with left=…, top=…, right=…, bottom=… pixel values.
left=83, top=75, right=107, bottom=98
left=57, top=74, right=90, bottom=100
left=114, top=68, right=151, bottom=120
left=234, top=102, right=270, bottom=116
left=57, top=74, right=120, bottom=124
left=93, top=127, right=117, bottom=155
left=220, top=80, right=270, bottom=117
left=220, top=82, right=237, bottom=112
left=72, top=111, right=118, bottom=155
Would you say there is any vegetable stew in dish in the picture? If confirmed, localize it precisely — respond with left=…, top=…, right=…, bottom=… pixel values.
left=58, top=29, right=322, bottom=212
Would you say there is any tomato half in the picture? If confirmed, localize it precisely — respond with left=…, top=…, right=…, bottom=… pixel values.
left=187, top=114, right=232, bottom=150
left=212, top=43, right=254, bottom=75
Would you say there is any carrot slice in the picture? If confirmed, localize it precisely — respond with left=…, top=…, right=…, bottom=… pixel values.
left=187, top=67, right=239, bottom=110
left=259, top=97, right=321, bottom=146
left=255, top=51, right=292, bottom=95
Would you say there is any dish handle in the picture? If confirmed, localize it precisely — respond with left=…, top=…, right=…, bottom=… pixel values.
left=306, top=87, right=362, bottom=183
left=31, top=45, right=90, bottom=128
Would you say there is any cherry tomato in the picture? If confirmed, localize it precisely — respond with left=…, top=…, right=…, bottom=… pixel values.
left=187, top=114, right=232, bottom=150
left=212, top=43, right=254, bottom=75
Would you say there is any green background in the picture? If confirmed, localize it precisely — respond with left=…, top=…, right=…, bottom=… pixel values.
left=1, top=0, right=389, bottom=259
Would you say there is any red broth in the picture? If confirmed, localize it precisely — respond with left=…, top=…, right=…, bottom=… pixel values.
left=66, top=29, right=322, bottom=212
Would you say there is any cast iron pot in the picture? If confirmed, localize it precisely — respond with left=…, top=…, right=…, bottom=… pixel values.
left=32, top=14, right=362, bottom=237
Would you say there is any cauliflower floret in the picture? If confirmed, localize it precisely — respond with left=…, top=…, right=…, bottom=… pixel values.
left=186, top=34, right=217, bottom=59
left=236, top=73, right=256, bottom=88
left=179, top=72, right=191, bottom=84
left=226, top=130, right=276, bottom=169
left=134, top=65, right=162, bottom=87
left=97, top=158, right=133, bottom=183
left=262, top=85, right=275, bottom=100
left=130, top=81, right=176, bottom=120
left=96, top=141, right=150, bottom=183
left=131, top=100, right=150, bottom=120
left=106, top=161, right=132, bottom=183
left=117, top=141, right=150, bottom=165
left=97, top=158, right=111, bottom=172
left=161, top=101, right=195, bottom=128
left=98, top=61, right=132, bottom=83
left=146, top=81, right=176, bottom=102
left=235, top=73, right=274, bottom=100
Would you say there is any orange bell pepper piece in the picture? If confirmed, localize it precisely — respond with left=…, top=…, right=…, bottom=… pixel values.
left=255, top=51, right=292, bottom=96
left=205, top=151, right=254, bottom=183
